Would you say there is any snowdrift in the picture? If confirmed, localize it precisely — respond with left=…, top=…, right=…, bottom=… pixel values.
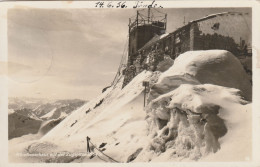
left=151, top=50, right=252, bottom=101
left=139, top=50, right=252, bottom=161
left=9, top=50, right=252, bottom=162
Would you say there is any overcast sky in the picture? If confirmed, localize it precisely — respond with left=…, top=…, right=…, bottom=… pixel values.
left=8, top=7, right=251, bottom=100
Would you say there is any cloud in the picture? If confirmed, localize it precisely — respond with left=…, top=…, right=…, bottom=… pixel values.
left=7, top=8, right=251, bottom=100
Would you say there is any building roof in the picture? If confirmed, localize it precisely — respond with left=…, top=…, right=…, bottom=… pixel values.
left=188, top=12, right=246, bottom=24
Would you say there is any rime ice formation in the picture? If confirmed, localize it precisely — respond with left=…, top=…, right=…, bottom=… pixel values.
left=144, top=84, right=247, bottom=160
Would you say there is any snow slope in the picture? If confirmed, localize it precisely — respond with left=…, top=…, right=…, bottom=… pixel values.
left=40, top=108, right=57, bottom=119
left=9, top=50, right=252, bottom=163
left=41, top=71, right=153, bottom=141
left=40, top=108, right=68, bottom=120
left=38, top=118, right=64, bottom=135
left=16, top=71, right=154, bottom=162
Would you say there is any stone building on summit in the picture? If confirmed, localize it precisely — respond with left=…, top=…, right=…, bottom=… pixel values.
left=122, top=9, right=252, bottom=87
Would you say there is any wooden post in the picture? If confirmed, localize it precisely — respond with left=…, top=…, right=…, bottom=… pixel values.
left=142, top=81, right=149, bottom=107
left=86, top=136, right=91, bottom=153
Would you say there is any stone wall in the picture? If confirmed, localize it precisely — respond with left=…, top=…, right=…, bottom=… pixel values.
left=192, top=13, right=251, bottom=56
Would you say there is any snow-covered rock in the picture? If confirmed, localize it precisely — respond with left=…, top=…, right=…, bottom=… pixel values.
left=151, top=50, right=252, bottom=101
left=139, top=50, right=252, bottom=161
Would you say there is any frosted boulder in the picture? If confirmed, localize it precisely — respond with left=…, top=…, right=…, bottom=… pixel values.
left=150, top=50, right=252, bottom=101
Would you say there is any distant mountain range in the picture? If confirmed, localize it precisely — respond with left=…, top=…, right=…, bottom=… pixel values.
left=8, top=97, right=87, bottom=139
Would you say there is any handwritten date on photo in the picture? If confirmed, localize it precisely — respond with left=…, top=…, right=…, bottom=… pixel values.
left=95, top=1, right=164, bottom=9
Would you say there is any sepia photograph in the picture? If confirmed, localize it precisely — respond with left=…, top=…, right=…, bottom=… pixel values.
left=0, top=0, right=259, bottom=165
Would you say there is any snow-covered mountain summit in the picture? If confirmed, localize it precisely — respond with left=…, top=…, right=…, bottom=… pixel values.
left=8, top=50, right=252, bottom=163
left=8, top=98, right=86, bottom=139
